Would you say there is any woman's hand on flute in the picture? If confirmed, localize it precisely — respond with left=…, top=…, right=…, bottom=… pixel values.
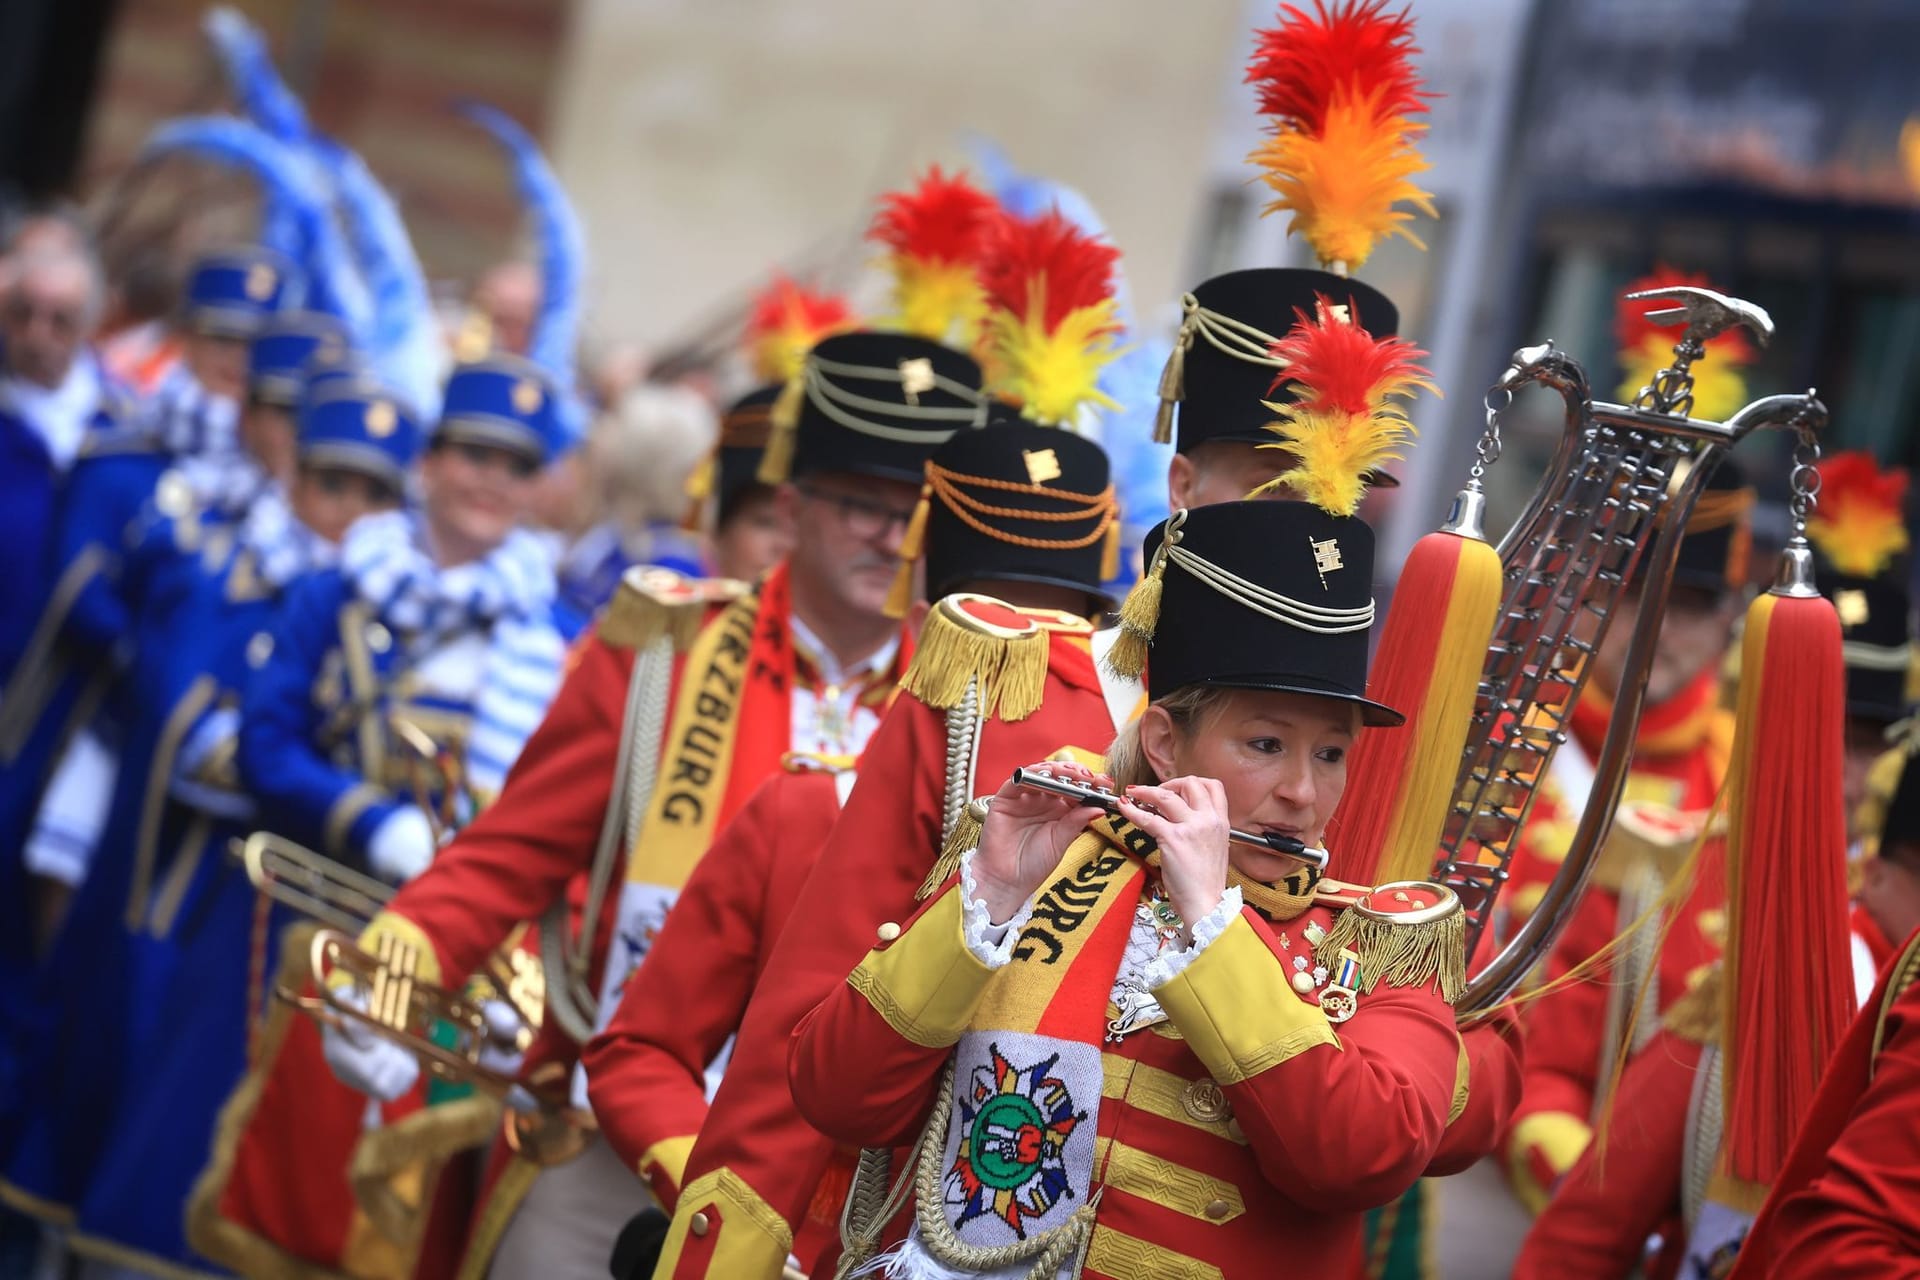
left=973, top=761, right=1106, bottom=925
left=1119, top=776, right=1231, bottom=935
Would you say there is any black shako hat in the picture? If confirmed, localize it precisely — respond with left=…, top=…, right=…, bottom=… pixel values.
left=714, top=384, right=779, bottom=528
left=781, top=330, right=985, bottom=485
left=1668, top=456, right=1756, bottom=595
left=1137, top=499, right=1403, bottom=725
left=919, top=411, right=1117, bottom=609
left=1159, top=267, right=1400, bottom=460
left=1815, top=551, right=1914, bottom=726
left=1882, top=743, right=1920, bottom=854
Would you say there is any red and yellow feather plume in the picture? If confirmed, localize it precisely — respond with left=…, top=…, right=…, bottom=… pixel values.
left=1807, top=450, right=1910, bottom=578
left=868, top=166, right=1001, bottom=345
left=1245, top=1, right=1434, bottom=272
left=978, top=209, right=1125, bottom=425
left=1259, top=293, right=1436, bottom=516
left=1615, top=265, right=1756, bottom=419
left=742, top=275, right=857, bottom=384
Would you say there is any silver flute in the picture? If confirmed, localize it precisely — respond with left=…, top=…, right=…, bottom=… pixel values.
left=1010, top=767, right=1328, bottom=872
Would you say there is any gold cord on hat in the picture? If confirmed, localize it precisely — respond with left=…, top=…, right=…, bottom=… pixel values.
left=1153, top=293, right=1292, bottom=444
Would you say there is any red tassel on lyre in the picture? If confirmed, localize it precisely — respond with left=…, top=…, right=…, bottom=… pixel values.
left=1331, top=519, right=1502, bottom=885
left=1718, top=576, right=1854, bottom=1202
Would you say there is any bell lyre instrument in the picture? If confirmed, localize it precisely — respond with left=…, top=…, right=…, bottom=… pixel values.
left=1010, top=766, right=1328, bottom=872
left=1433, top=285, right=1826, bottom=1019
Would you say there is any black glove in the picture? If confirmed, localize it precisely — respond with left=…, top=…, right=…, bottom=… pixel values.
left=609, top=1208, right=671, bottom=1280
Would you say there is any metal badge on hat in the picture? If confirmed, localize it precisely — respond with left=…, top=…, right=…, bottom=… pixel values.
left=511, top=378, right=544, bottom=415
left=898, top=356, right=936, bottom=407
left=1022, top=448, right=1062, bottom=484
left=245, top=262, right=277, bottom=300
left=365, top=400, right=397, bottom=438
left=1310, top=536, right=1344, bottom=588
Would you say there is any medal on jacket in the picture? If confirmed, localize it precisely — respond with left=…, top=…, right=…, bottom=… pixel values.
left=1318, top=947, right=1362, bottom=1023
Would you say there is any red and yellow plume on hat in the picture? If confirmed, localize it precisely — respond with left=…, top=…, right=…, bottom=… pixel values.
left=1258, top=294, right=1436, bottom=516
left=1806, top=450, right=1911, bottom=578
left=1615, top=265, right=1756, bottom=420
left=1245, top=0, right=1435, bottom=273
left=978, top=209, right=1125, bottom=426
left=869, top=166, right=1001, bottom=346
left=742, top=275, right=856, bottom=384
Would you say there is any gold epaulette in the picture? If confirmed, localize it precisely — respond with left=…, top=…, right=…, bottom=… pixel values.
left=900, top=592, right=1073, bottom=722
left=1661, top=962, right=1722, bottom=1045
left=781, top=750, right=858, bottom=775
left=1589, top=800, right=1715, bottom=895
left=1319, top=880, right=1466, bottom=1005
left=598, top=567, right=747, bottom=651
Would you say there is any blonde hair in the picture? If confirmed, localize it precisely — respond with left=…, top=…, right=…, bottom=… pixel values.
left=589, top=383, right=718, bottom=531
left=1104, top=684, right=1237, bottom=788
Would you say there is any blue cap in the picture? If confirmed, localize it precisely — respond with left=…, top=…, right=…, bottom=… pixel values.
left=434, top=355, right=565, bottom=465
left=297, top=366, right=422, bottom=490
left=248, top=312, right=352, bottom=408
left=184, top=247, right=295, bottom=339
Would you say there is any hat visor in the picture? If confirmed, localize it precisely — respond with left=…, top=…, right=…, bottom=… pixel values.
left=1185, top=673, right=1406, bottom=728
left=1845, top=696, right=1909, bottom=727
left=435, top=416, right=545, bottom=463
left=799, top=459, right=928, bottom=486
left=187, top=305, right=268, bottom=340
left=927, top=569, right=1118, bottom=617
left=299, top=441, right=407, bottom=492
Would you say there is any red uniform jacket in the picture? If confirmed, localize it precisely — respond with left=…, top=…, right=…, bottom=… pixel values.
left=1728, top=926, right=1920, bottom=1279
left=1501, top=670, right=1733, bottom=1206
left=582, top=764, right=846, bottom=1251
left=793, top=874, right=1464, bottom=1278
left=656, top=625, right=1121, bottom=1278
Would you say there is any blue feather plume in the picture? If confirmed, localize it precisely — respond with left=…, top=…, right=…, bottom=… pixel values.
left=202, top=7, right=310, bottom=144
left=459, top=102, right=585, bottom=440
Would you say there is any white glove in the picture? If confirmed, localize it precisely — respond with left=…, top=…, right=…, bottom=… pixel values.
left=368, top=805, right=436, bottom=884
left=322, top=988, right=422, bottom=1102
left=476, top=998, right=528, bottom=1077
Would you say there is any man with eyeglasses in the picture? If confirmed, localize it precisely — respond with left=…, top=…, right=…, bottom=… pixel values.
left=311, top=330, right=984, bottom=1278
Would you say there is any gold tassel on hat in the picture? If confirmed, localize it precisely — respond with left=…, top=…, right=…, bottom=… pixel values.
left=755, top=377, right=805, bottom=484
left=882, top=488, right=933, bottom=620
left=1152, top=301, right=1199, bottom=445
left=1099, top=515, right=1122, bottom=583
left=900, top=595, right=1049, bottom=721
left=1105, top=509, right=1184, bottom=680
left=919, top=796, right=989, bottom=901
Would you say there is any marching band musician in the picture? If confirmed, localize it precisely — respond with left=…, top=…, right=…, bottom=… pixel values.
left=792, top=480, right=1468, bottom=1276
left=1512, top=449, right=1918, bottom=1278
left=286, top=331, right=974, bottom=1279
left=187, top=356, right=572, bottom=1279
left=1499, top=460, right=1753, bottom=1215
left=589, top=406, right=1124, bottom=1278
left=10, top=364, right=417, bottom=1278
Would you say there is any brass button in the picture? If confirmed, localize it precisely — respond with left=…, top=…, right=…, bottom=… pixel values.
left=1181, top=1078, right=1231, bottom=1125
left=366, top=622, right=393, bottom=654
left=1204, top=1198, right=1231, bottom=1220
left=690, top=1211, right=711, bottom=1237
left=876, top=921, right=902, bottom=943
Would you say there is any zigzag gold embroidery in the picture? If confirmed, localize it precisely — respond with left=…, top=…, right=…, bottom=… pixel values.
left=1099, top=1057, right=1243, bottom=1144
left=1084, top=1225, right=1224, bottom=1280
left=1091, top=1137, right=1243, bottom=1224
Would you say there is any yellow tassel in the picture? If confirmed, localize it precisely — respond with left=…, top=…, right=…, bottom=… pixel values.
left=883, top=558, right=917, bottom=620
left=1318, top=890, right=1466, bottom=1005
left=683, top=453, right=714, bottom=502
left=1371, top=533, right=1505, bottom=885
left=899, top=489, right=931, bottom=563
left=1099, top=516, right=1121, bottom=584
left=1104, top=566, right=1162, bottom=681
left=899, top=599, right=1050, bottom=721
left=919, top=798, right=987, bottom=901
left=1152, top=338, right=1186, bottom=445
left=756, top=378, right=805, bottom=484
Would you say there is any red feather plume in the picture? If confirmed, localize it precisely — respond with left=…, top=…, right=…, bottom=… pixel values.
left=1246, top=0, right=1428, bottom=132
left=741, top=275, right=856, bottom=383
left=978, top=210, right=1121, bottom=333
left=868, top=165, right=1000, bottom=268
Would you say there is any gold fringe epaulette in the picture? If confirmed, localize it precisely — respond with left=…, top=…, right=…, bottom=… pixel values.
left=1588, top=800, right=1714, bottom=895
left=1661, top=962, right=1723, bottom=1046
left=918, top=796, right=990, bottom=902
left=1319, top=880, right=1466, bottom=1005
left=598, top=567, right=746, bottom=652
left=900, top=593, right=1054, bottom=722
left=349, top=1095, right=503, bottom=1246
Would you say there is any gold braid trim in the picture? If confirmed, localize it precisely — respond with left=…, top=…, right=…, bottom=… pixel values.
left=599, top=569, right=741, bottom=652
left=1318, top=889, right=1467, bottom=1005
left=1661, top=963, right=1724, bottom=1046
left=453, top=1156, right=542, bottom=1280
left=918, top=796, right=987, bottom=902
left=899, top=595, right=1050, bottom=722
left=922, top=462, right=1117, bottom=549
left=349, top=1095, right=502, bottom=1247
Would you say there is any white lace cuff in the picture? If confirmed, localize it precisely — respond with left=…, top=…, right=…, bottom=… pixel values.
left=1142, top=886, right=1243, bottom=990
left=959, top=847, right=1036, bottom=969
